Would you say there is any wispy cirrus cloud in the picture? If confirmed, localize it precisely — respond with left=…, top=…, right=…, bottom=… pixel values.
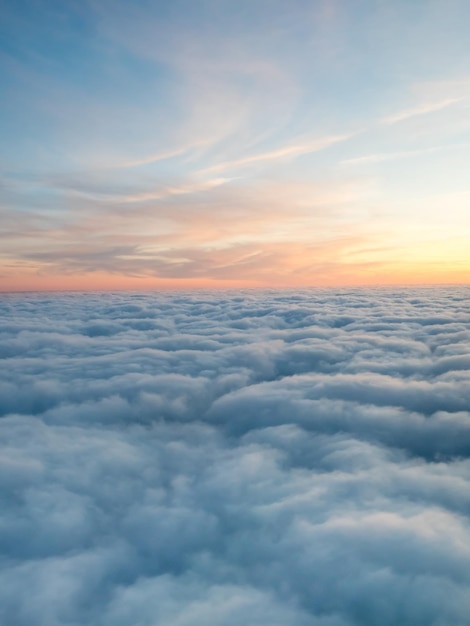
left=381, top=97, right=463, bottom=125
left=64, top=177, right=231, bottom=204
left=341, top=146, right=443, bottom=166
left=196, top=133, right=355, bottom=176
left=112, top=145, right=195, bottom=169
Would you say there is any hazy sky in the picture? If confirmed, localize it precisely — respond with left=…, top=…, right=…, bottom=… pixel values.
left=1, top=0, right=470, bottom=290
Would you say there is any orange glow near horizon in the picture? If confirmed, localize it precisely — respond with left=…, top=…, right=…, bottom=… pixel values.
left=2, top=261, right=469, bottom=293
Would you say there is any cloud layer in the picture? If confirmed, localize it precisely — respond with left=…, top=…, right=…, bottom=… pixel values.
left=1, top=287, right=470, bottom=625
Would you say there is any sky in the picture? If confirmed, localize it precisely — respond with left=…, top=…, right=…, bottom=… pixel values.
left=1, top=287, right=470, bottom=625
left=1, top=0, right=470, bottom=290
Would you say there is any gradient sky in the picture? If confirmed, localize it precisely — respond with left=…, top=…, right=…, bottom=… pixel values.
left=1, top=0, right=470, bottom=291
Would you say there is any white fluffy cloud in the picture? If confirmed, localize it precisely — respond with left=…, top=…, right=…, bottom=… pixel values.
left=1, top=287, right=470, bottom=625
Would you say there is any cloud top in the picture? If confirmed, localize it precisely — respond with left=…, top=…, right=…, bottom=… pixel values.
left=1, top=287, right=470, bottom=625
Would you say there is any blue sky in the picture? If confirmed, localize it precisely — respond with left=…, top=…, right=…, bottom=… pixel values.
left=1, top=0, right=470, bottom=289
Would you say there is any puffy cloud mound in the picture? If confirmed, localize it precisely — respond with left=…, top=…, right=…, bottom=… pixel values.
left=1, top=287, right=470, bottom=625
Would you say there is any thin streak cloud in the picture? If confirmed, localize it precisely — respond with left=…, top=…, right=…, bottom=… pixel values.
left=381, top=97, right=463, bottom=125
left=111, top=139, right=216, bottom=170
left=114, top=146, right=193, bottom=169
left=196, top=134, right=354, bottom=176
left=341, top=147, right=442, bottom=166
left=68, top=178, right=231, bottom=204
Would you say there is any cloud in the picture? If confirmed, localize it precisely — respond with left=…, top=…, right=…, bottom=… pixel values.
left=0, top=173, right=383, bottom=286
left=62, top=177, right=231, bottom=204
left=381, top=97, right=463, bottom=125
left=340, top=146, right=443, bottom=166
left=114, top=145, right=196, bottom=169
left=1, top=287, right=470, bottom=625
left=196, top=133, right=354, bottom=176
